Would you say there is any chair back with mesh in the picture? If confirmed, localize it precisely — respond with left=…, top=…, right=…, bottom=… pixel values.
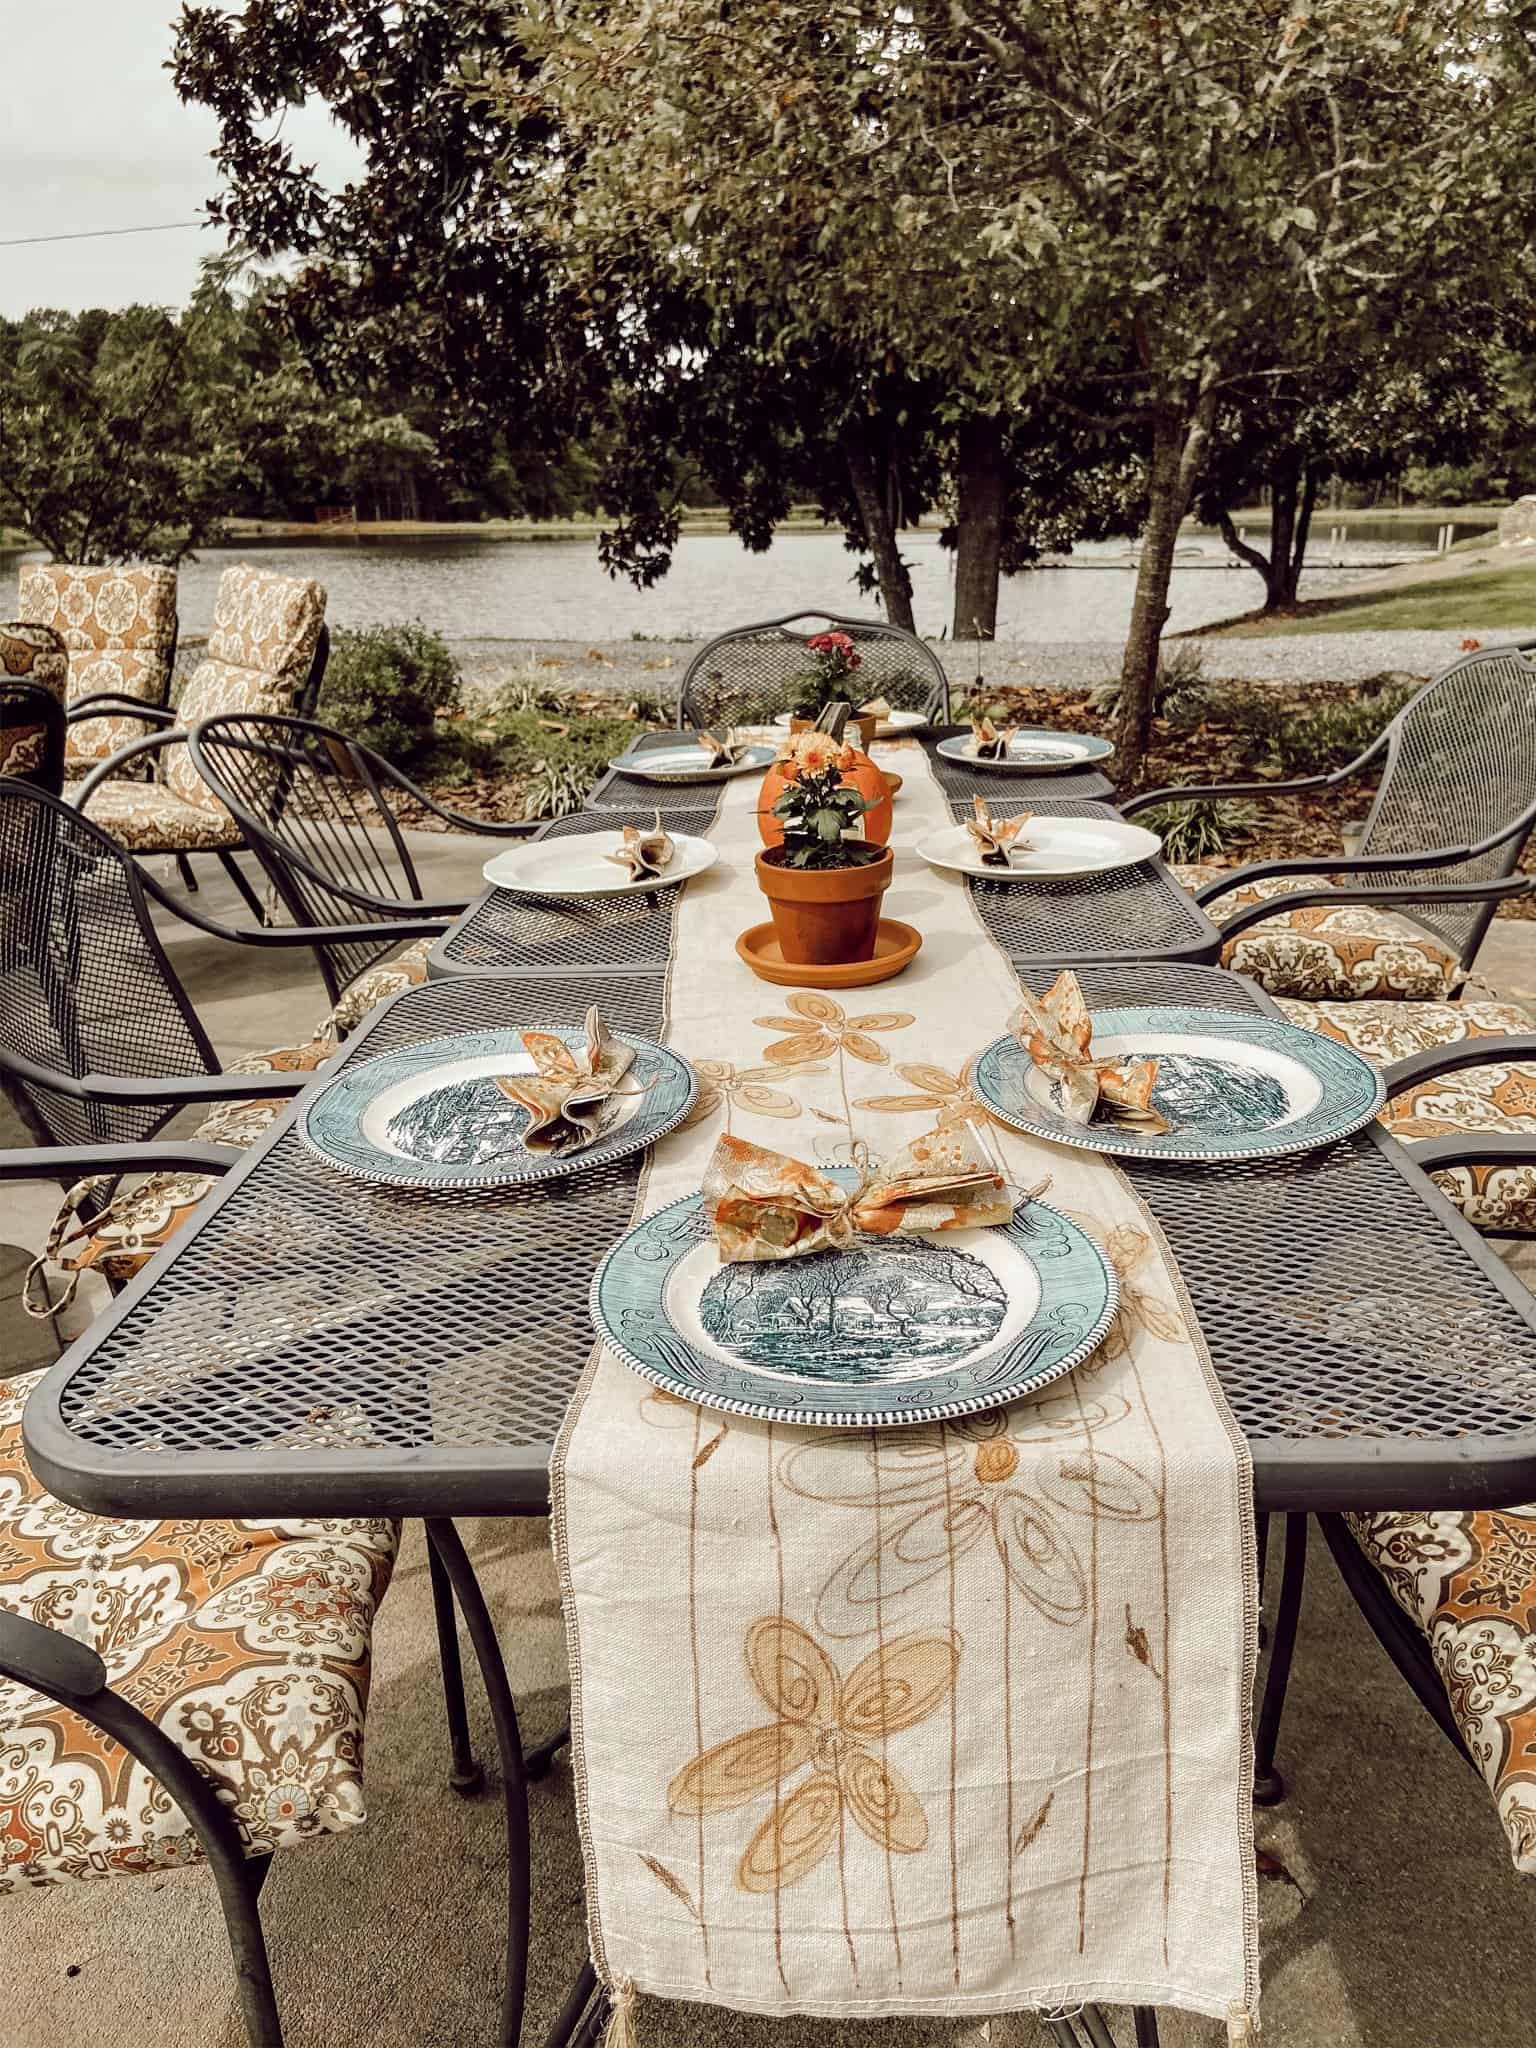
left=188, top=712, right=429, bottom=1005
left=0, top=622, right=68, bottom=794
left=1356, top=641, right=1536, bottom=968
left=0, top=778, right=217, bottom=1145
left=678, top=612, right=949, bottom=730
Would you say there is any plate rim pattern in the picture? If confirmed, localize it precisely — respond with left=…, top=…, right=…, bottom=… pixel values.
left=589, top=1191, right=1118, bottom=1427
left=935, top=729, right=1116, bottom=774
left=972, top=1005, right=1387, bottom=1163
left=297, top=1027, right=698, bottom=1190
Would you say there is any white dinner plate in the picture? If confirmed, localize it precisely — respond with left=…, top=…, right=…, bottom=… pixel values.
left=611, top=739, right=777, bottom=783
left=935, top=730, right=1115, bottom=774
left=915, top=817, right=1162, bottom=881
left=481, top=830, right=718, bottom=898
left=773, top=707, right=928, bottom=738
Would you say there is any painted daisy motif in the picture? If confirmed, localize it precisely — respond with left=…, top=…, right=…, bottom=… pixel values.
left=755, top=991, right=913, bottom=1068
left=780, top=1402, right=1159, bottom=1640
left=854, top=1057, right=1003, bottom=1131
left=668, top=1616, right=958, bottom=1891
left=680, top=1058, right=815, bottom=1130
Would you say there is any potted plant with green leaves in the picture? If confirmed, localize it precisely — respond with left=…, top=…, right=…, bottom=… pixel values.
left=753, top=709, right=894, bottom=966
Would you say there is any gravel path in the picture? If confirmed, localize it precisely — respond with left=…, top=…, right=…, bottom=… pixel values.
left=448, top=627, right=1506, bottom=701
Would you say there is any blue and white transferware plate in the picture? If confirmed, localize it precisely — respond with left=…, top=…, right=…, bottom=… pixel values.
left=973, top=1006, right=1385, bottom=1163
left=590, top=1189, right=1117, bottom=1427
left=298, top=1028, right=697, bottom=1190
left=611, top=739, right=777, bottom=783
left=937, top=729, right=1115, bottom=774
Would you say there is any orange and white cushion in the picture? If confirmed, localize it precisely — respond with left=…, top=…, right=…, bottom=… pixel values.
left=18, top=565, right=177, bottom=768
left=1345, top=1503, right=1536, bottom=1875
left=1172, top=862, right=1461, bottom=1001
left=0, top=1369, right=397, bottom=1890
left=1276, top=996, right=1536, bottom=1234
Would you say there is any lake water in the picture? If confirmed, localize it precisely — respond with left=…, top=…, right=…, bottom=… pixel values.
left=5, top=518, right=1493, bottom=645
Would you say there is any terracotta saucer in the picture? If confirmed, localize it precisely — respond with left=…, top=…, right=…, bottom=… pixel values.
left=735, top=917, right=923, bottom=988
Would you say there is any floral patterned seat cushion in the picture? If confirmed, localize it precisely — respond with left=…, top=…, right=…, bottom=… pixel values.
left=1171, top=861, right=1461, bottom=1001
left=0, top=1368, right=397, bottom=1891
left=71, top=776, right=244, bottom=852
left=0, top=622, right=68, bottom=785
left=17, top=566, right=177, bottom=769
left=319, top=936, right=436, bottom=1040
left=32, top=1038, right=334, bottom=1305
left=1276, top=996, right=1536, bottom=1233
left=159, top=564, right=326, bottom=816
left=1344, top=1504, right=1536, bottom=1874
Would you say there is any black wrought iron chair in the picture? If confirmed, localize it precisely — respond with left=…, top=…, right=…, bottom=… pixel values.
left=1124, top=640, right=1536, bottom=1004
left=0, top=622, right=68, bottom=795
left=677, top=610, right=950, bottom=730
left=1252, top=1027, right=1536, bottom=1830
left=0, top=777, right=549, bottom=2042
left=187, top=710, right=539, bottom=1009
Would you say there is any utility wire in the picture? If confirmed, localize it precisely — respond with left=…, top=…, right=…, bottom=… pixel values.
left=0, top=220, right=209, bottom=249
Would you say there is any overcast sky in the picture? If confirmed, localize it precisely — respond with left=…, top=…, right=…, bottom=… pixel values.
left=0, top=2, right=357, bottom=316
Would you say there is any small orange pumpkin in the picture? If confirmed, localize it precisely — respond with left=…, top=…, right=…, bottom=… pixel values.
left=757, top=738, right=894, bottom=850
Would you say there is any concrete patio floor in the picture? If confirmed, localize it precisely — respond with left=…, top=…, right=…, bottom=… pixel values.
left=3, top=844, right=1536, bottom=2047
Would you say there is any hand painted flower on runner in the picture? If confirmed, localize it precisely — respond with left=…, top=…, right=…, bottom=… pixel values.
left=667, top=1616, right=958, bottom=1892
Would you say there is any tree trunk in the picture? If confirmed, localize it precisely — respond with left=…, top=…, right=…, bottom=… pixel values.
left=1263, top=452, right=1299, bottom=609
left=842, top=429, right=916, bottom=632
left=1285, top=465, right=1320, bottom=606
left=1115, top=415, right=1185, bottom=779
left=1115, top=375, right=1221, bottom=785
left=951, top=414, right=1005, bottom=641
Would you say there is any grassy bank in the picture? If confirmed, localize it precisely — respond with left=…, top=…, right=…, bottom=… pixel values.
left=1200, top=530, right=1536, bottom=637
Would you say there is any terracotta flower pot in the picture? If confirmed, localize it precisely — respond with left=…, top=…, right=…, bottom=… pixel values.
left=754, top=843, right=894, bottom=965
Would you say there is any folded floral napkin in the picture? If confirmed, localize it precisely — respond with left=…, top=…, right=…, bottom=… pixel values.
left=703, top=1122, right=1013, bottom=1262
left=857, top=695, right=893, bottom=722
left=605, top=811, right=675, bottom=882
left=495, top=1004, right=636, bottom=1154
left=967, top=794, right=1032, bottom=867
left=1011, top=969, right=1169, bottom=1132
left=698, top=728, right=749, bottom=767
left=971, top=714, right=1018, bottom=760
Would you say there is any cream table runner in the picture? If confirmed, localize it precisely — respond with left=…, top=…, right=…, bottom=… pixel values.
left=553, top=746, right=1260, bottom=2033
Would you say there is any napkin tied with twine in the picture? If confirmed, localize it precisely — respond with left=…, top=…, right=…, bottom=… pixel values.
left=703, top=1121, right=1015, bottom=1261
left=605, top=811, right=675, bottom=882
left=1011, top=970, right=1169, bottom=1132
left=495, top=1005, right=636, bottom=1154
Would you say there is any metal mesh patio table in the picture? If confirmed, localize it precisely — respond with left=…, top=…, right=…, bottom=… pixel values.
left=925, top=727, right=1116, bottom=805
left=949, top=797, right=1223, bottom=966
left=26, top=964, right=1536, bottom=1521
left=427, top=808, right=719, bottom=979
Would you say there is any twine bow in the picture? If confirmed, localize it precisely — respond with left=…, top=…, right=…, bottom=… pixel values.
left=1010, top=969, right=1170, bottom=1133
left=496, top=1004, right=637, bottom=1155
left=703, top=1123, right=1023, bottom=1264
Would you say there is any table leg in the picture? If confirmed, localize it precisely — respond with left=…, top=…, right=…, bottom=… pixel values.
left=526, top=1722, right=571, bottom=1781
left=427, top=1536, right=486, bottom=1794
left=1255, top=1511, right=1308, bottom=1806
left=544, top=1962, right=598, bottom=2048
left=425, top=1518, right=531, bottom=2048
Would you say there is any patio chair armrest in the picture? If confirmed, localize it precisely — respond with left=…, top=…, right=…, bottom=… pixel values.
left=1120, top=731, right=1388, bottom=817
left=65, top=697, right=176, bottom=728
left=1382, top=1036, right=1536, bottom=1098
left=1216, top=873, right=1536, bottom=946
left=382, top=774, right=544, bottom=838
left=0, top=1044, right=314, bottom=1109
left=0, top=1141, right=243, bottom=1183
left=143, top=878, right=451, bottom=953
left=0, top=1609, right=107, bottom=1706
left=1406, top=1133, right=1536, bottom=1177
left=74, top=728, right=186, bottom=804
